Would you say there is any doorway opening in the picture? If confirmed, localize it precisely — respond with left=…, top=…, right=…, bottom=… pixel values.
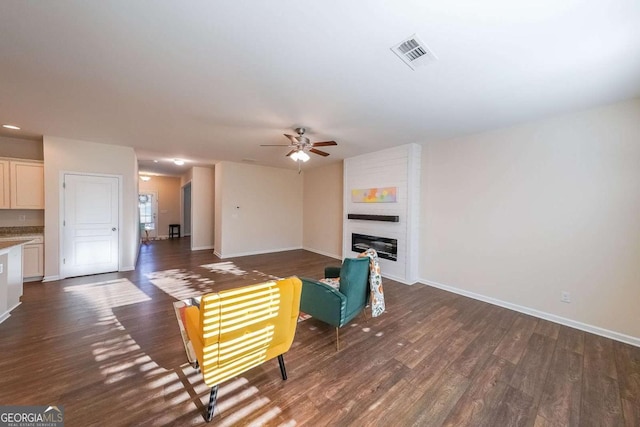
left=182, top=183, right=191, bottom=237
left=138, top=192, right=158, bottom=241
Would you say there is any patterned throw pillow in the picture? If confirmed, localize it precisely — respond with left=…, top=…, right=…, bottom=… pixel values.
left=319, top=277, right=340, bottom=290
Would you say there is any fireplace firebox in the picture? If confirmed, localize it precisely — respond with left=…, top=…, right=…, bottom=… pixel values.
left=351, top=233, right=398, bottom=261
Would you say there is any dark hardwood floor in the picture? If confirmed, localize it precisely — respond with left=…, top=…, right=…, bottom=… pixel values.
left=1, top=238, right=639, bottom=426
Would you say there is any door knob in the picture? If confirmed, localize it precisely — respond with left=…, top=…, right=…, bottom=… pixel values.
left=112, top=227, right=117, bottom=231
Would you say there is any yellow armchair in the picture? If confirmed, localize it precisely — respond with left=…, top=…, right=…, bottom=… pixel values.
left=185, top=276, right=302, bottom=422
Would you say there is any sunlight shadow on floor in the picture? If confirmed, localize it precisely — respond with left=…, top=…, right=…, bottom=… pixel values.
left=63, top=278, right=151, bottom=310
left=146, top=269, right=215, bottom=300
left=200, top=261, right=247, bottom=276
left=57, top=274, right=295, bottom=423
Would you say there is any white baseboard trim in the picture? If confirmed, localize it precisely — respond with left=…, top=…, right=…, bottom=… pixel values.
left=217, top=246, right=303, bottom=259
left=7, top=301, right=21, bottom=312
left=120, top=265, right=135, bottom=272
left=302, top=247, right=342, bottom=260
left=382, top=272, right=417, bottom=285
left=192, top=245, right=215, bottom=251
left=42, top=275, right=60, bottom=283
left=213, top=250, right=222, bottom=258
left=420, top=278, right=640, bottom=348
left=0, top=301, right=22, bottom=324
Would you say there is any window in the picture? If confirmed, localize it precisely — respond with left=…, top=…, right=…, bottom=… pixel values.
left=138, top=194, right=156, bottom=231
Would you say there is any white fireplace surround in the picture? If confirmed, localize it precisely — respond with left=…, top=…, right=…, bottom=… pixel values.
left=343, top=144, right=421, bottom=284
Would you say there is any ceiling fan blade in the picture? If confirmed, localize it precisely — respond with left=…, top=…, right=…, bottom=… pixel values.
left=260, top=144, right=292, bottom=146
left=310, top=148, right=330, bottom=157
left=312, top=141, right=337, bottom=147
left=285, top=150, right=296, bottom=157
left=284, top=134, right=299, bottom=144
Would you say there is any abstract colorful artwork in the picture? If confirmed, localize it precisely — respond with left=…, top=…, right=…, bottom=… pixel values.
left=351, top=187, right=397, bottom=203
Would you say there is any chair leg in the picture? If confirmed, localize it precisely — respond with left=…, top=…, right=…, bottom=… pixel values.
left=277, top=354, right=287, bottom=380
left=362, top=309, right=369, bottom=322
left=336, top=327, right=340, bottom=351
left=205, top=385, right=218, bottom=422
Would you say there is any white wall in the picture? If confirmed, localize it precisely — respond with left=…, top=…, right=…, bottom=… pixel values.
left=420, top=98, right=640, bottom=343
left=191, top=166, right=215, bottom=250
left=302, top=162, right=343, bottom=259
left=43, top=136, right=139, bottom=279
left=215, top=161, right=302, bottom=258
left=344, top=144, right=421, bottom=283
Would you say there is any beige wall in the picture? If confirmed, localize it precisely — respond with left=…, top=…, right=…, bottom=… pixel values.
left=139, top=175, right=181, bottom=238
left=191, top=166, right=215, bottom=250
left=0, top=136, right=43, bottom=160
left=0, top=210, right=44, bottom=227
left=302, top=162, right=343, bottom=259
left=43, top=136, right=139, bottom=279
left=215, top=161, right=302, bottom=258
left=420, top=98, right=640, bottom=342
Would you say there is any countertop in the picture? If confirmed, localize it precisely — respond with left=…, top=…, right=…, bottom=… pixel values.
left=0, top=226, right=44, bottom=237
left=0, top=239, right=29, bottom=251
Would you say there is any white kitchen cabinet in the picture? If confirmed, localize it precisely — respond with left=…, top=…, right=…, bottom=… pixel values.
left=9, top=160, right=44, bottom=209
left=23, top=239, right=44, bottom=279
left=0, top=240, right=25, bottom=323
left=0, top=235, right=44, bottom=282
left=0, top=160, right=10, bottom=209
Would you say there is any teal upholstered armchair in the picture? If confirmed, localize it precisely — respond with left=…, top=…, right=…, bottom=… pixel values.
left=300, top=257, right=370, bottom=350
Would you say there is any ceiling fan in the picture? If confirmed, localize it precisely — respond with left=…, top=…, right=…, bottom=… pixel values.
left=261, top=127, right=337, bottom=163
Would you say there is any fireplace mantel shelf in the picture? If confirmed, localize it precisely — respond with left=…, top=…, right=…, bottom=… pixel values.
left=347, top=214, right=399, bottom=222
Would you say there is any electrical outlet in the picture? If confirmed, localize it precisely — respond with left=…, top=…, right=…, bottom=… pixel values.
left=18, top=215, right=26, bottom=222
left=0, top=263, right=3, bottom=274
left=561, top=291, right=571, bottom=303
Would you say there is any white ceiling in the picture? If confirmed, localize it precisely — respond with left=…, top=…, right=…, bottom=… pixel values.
left=1, top=1, right=639, bottom=175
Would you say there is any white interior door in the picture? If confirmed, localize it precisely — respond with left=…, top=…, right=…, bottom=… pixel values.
left=62, top=173, right=119, bottom=278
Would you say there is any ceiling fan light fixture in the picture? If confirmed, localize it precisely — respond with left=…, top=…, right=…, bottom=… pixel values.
left=290, top=150, right=309, bottom=162
left=264, top=127, right=336, bottom=161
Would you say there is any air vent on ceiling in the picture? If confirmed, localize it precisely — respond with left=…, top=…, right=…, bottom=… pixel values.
left=391, top=34, right=437, bottom=70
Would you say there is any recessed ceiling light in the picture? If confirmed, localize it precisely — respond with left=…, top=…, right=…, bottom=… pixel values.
left=2, top=124, right=20, bottom=130
left=153, top=160, right=159, bottom=163
left=173, top=159, right=185, bottom=166
left=140, top=176, right=151, bottom=181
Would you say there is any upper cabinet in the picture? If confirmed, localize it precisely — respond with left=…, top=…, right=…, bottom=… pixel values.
left=0, top=159, right=44, bottom=209
left=0, top=160, right=10, bottom=209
